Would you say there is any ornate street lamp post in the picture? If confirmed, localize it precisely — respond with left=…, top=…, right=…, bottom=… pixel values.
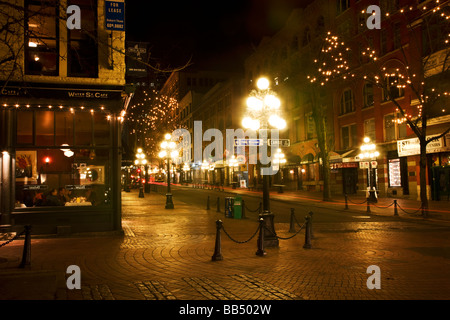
left=273, top=148, right=286, bottom=183
left=201, top=160, right=209, bottom=188
left=159, top=133, right=178, bottom=209
left=242, top=77, right=286, bottom=247
left=358, top=137, right=379, bottom=203
left=135, top=148, right=147, bottom=198
left=229, top=155, right=239, bottom=189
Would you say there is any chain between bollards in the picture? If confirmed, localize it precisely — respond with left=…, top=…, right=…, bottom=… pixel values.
left=19, top=225, right=32, bottom=268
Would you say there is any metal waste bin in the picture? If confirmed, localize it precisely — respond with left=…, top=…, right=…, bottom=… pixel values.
left=225, top=197, right=234, bottom=218
left=233, top=196, right=242, bottom=219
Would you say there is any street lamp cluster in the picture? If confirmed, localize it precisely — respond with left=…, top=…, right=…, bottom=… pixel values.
left=358, top=137, right=380, bottom=160
left=358, top=137, right=379, bottom=203
left=242, top=77, right=286, bottom=247
left=242, top=78, right=286, bottom=131
left=135, top=148, right=147, bottom=198
left=159, top=133, right=178, bottom=209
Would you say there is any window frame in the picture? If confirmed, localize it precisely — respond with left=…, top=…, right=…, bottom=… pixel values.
left=340, top=89, right=355, bottom=115
left=67, top=0, right=99, bottom=78
left=24, top=0, right=60, bottom=76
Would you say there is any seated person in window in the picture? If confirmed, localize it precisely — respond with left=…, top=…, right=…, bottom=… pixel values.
left=45, top=188, right=63, bottom=206
left=23, top=191, right=34, bottom=207
left=33, top=192, right=45, bottom=206
left=58, top=187, right=72, bottom=205
left=85, top=188, right=97, bottom=206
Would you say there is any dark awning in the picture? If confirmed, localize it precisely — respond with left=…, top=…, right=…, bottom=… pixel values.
left=0, top=81, right=125, bottom=111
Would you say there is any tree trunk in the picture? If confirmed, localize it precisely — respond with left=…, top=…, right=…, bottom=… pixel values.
left=419, top=140, right=429, bottom=217
left=313, top=104, right=332, bottom=201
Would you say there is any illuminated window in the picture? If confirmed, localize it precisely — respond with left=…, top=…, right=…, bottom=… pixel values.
left=383, top=75, right=404, bottom=101
left=25, top=0, right=59, bottom=76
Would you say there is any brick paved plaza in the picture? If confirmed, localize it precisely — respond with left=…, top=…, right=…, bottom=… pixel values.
left=1, top=188, right=450, bottom=310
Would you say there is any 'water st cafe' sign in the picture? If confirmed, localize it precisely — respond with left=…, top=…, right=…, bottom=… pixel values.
left=0, top=86, right=123, bottom=101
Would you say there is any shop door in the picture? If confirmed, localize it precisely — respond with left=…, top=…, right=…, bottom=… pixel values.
left=432, top=166, right=450, bottom=200
left=342, top=168, right=357, bottom=194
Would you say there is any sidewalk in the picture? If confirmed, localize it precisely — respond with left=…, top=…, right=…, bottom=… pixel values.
left=170, top=182, right=450, bottom=222
left=1, top=189, right=450, bottom=302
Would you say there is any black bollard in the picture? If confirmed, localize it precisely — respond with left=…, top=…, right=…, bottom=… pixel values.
left=308, top=211, right=315, bottom=239
left=258, top=202, right=262, bottom=215
left=207, top=196, right=210, bottom=210
left=19, top=225, right=32, bottom=268
left=241, top=199, right=246, bottom=219
left=366, top=198, right=371, bottom=213
left=255, top=218, right=266, bottom=256
left=211, top=220, right=223, bottom=261
left=344, top=194, right=349, bottom=210
left=289, top=208, right=296, bottom=233
left=139, top=185, right=144, bottom=198
left=394, top=199, right=398, bottom=216
left=303, top=216, right=312, bottom=249
left=217, top=197, right=220, bottom=212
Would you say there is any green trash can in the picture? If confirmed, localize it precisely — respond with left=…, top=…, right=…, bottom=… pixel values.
left=233, top=196, right=242, bottom=219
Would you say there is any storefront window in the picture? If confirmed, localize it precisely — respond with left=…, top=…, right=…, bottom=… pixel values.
left=17, top=111, right=33, bottom=145
left=14, top=109, right=112, bottom=209
left=36, top=110, right=54, bottom=146
left=75, top=112, right=93, bottom=145
left=15, top=148, right=111, bottom=208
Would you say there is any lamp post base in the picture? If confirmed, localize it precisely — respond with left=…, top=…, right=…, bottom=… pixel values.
left=165, top=193, right=174, bottom=209
left=259, top=211, right=279, bottom=247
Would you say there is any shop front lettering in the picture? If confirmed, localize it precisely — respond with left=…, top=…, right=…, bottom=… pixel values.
left=67, top=91, right=109, bottom=98
left=1, top=88, right=20, bottom=96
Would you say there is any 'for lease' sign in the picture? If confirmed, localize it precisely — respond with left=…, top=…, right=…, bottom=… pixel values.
left=105, top=0, right=125, bottom=31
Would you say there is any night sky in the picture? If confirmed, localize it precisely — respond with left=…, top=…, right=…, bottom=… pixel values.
left=125, top=0, right=314, bottom=72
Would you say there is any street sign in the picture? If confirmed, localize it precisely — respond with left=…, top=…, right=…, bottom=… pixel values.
left=360, top=161, right=370, bottom=169
left=268, top=139, right=290, bottom=147
left=234, top=139, right=263, bottom=146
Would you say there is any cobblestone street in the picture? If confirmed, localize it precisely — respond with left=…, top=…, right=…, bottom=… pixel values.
left=1, top=189, right=450, bottom=304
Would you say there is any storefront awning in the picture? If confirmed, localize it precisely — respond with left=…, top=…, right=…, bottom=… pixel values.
left=0, top=81, right=125, bottom=111
left=330, top=149, right=360, bottom=163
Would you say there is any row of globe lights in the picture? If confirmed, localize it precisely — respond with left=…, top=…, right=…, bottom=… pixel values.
left=242, top=78, right=286, bottom=131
